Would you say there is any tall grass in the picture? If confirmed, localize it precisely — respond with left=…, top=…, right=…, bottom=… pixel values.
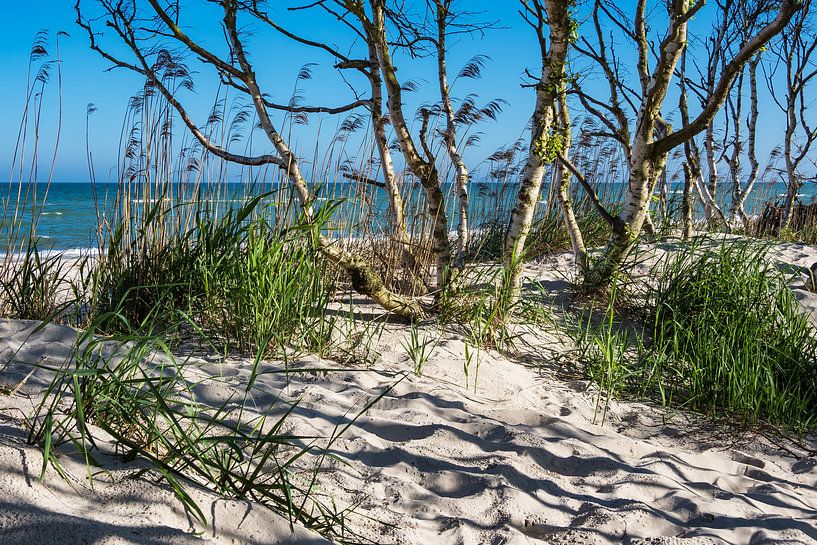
left=0, top=75, right=382, bottom=541
left=0, top=241, right=86, bottom=322
left=647, top=241, right=817, bottom=430
left=0, top=33, right=73, bottom=319
left=571, top=240, right=817, bottom=432
left=89, top=189, right=335, bottom=357
left=197, top=211, right=335, bottom=355
left=465, top=192, right=615, bottom=263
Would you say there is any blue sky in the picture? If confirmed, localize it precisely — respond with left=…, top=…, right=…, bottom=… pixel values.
left=0, top=1, right=787, bottom=183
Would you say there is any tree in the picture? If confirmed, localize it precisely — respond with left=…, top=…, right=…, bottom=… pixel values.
left=767, top=0, right=817, bottom=229
left=246, top=1, right=426, bottom=293
left=346, top=0, right=455, bottom=294
left=565, top=0, right=801, bottom=290
left=435, top=0, right=475, bottom=269
left=502, top=0, right=573, bottom=302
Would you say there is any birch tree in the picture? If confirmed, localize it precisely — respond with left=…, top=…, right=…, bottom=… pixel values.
left=435, top=0, right=473, bottom=269
left=574, top=0, right=801, bottom=290
left=76, top=0, right=426, bottom=319
left=503, top=0, right=573, bottom=302
left=256, top=0, right=497, bottom=292
left=247, top=2, right=427, bottom=294
left=344, top=0, right=454, bottom=293
left=767, top=1, right=817, bottom=229
left=726, top=51, right=764, bottom=227
left=716, top=1, right=775, bottom=227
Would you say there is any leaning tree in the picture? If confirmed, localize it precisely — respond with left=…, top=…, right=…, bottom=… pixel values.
left=75, top=0, right=426, bottom=318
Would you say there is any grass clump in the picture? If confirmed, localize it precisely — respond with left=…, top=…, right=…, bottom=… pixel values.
left=572, top=240, right=817, bottom=432
left=646, top=241, right=817, bottom=430
left=465, top=203, right=610, bottom=264
left=28, top=312, right=365, bottom=542
left=197, top=214, right=333, bottom=355
left=91, top=194, right=334, bottom=357
left=1, top=241, right=88, bottom=323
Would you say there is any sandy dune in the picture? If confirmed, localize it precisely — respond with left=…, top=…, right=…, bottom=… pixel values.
left=1, top=238, right=816, bottom=544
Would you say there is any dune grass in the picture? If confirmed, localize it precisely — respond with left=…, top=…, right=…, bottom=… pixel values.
left=89, top=190, right=336, bottom=356
left=0, top=241, right=87, bottom=323
left=466, top=196, right=613, bottom=263
left=27, top=306, right=380, bottom=543
left=647, top=241, right=817, bottom=430
left=573, top=240, right=817, bottom=432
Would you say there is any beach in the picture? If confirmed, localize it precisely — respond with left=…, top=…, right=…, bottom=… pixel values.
left=1, top=240, right=815, bottom=545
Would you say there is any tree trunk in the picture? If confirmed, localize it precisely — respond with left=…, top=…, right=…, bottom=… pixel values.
left=553, top=98, right=588, bottom=274
left=224, top=7, right=425, bottom=319
left=734, top=55, right=762, bottom=229
left=682, top=162, right=694, bottom=239
left=435, top=1, right=470, bottom=269
left=782, top=78, right=801, bottom=231
left=367, top=42, right=428, bottom=294
left=584, top=145, right=666, bottom=290
left=727, top=73, right=744, bottom=223
left=369, top=1, right=452, bottom=293
left=782, top=152, right=800, bottom=230
left=704, top=123, right=720, bottom=223
left=503, top=0, right=571, bottom=302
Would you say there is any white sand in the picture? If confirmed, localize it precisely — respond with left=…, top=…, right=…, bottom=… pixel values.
left=1, top=237, right=816, bottom=544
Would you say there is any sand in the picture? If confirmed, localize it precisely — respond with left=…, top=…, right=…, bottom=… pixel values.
left=1, top=237, right=816, bottom=544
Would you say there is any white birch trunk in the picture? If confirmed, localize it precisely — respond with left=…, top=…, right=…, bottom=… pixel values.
left=370, top=1, right=452, bottom=292
left=503, top=0, right=571, bottom=302
left=554, top=98, right=588, bottom=274
left=435, top=1, right=470, bottom=269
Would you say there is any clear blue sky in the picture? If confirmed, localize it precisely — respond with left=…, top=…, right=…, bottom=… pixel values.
left=0, top=1, right=785, bottom=183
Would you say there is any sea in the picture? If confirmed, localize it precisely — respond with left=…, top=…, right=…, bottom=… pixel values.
left=0, top=180, right=811, bottom=253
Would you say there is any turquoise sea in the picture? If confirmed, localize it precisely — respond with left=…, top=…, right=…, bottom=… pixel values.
left=0, top=180, right=811, bottom=252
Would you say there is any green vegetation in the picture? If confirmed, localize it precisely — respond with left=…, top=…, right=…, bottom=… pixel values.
left=88, top=190, right=338, bottom=355
left=648, top=241, right=817, bottom=429
left=466, top=198, right=612, bottom=263
left=573, top=240, right=817, bottom=432
left=28, top=310, right=375, bottom=542
left=2, top=10, right=817, bottom=541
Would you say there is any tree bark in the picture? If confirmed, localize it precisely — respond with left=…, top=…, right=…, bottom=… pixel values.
left=734, top=55, right=762, bottom=229
left=553, top=96, right=588, bottom=274
left=365, top=0, right=452, bottom=293
left=435, top=0, right=470, bottom=269
left=366, top=41, right=428, bottom=294
left=682, top=162, right=694, bottom=239
left=503, top=0, right=571, bottom=302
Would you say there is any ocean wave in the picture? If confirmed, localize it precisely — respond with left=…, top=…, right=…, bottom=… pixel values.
left=130, top=198, right=253, bottom=204
left=0, top=247, right=97, bottom=259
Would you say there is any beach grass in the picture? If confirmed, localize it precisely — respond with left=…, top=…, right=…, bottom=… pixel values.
left=573, top=239, right=817, bottom=432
